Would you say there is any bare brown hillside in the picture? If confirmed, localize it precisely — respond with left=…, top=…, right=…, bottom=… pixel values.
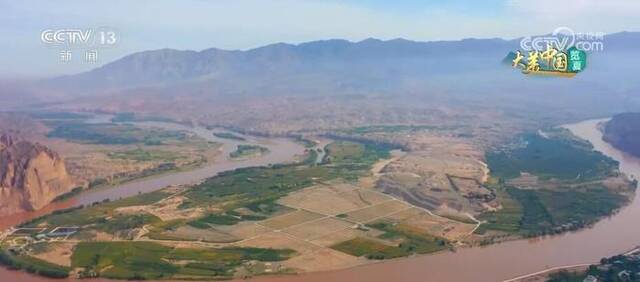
left=0, top=134, right=75, bottom=215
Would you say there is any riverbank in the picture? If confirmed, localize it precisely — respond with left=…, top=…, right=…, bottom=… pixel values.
left=1, top=118, right=639, bottom=282
left=0, top=139, right=394, bottom=280
left=0, top=118, right=308, bottom=281
left=228, top=118, right=640, bottom=282
left=73, top=120, right=307, bottom=206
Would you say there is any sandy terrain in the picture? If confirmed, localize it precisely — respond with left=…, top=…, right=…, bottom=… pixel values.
left=358, top=150, right=406, bottom=189
left=31, top=242, right=75, bottom=267
left=381, top=207, right=476, bottom=241
left=236, top=231, right=320, bottom=254
left=15, top=150, right=483, bottom=275
left=115, top=195, right=203, bottom=221
left=283, top=217, right=353, bottom=240
left=218, top=222, right=272, bottom=238
left=163, top=225, right=239, bottom=243
left=42, top=127, right=221, bottom=189
left=310, top=227, right=385, bottom=247
left=261, top=210, right=324, bottom=230
left=278, top=184, right=390, bottom=216
left=283, top=248, right=366, bottom=272
left=377, top=140, right=495, bottom=217
left=342, top=200, right=411, bottom=223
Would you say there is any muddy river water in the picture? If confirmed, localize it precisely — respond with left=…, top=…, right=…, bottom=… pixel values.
left=74, top=119, right=307, bottom=206
left=1, top=118, right=639, bottom=282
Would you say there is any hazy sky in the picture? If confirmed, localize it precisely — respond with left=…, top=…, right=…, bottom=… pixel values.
left=1, top=0, right=639, bottom=77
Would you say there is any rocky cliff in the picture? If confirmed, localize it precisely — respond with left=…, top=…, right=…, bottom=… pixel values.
left=0, top=134, right=75, bottom=215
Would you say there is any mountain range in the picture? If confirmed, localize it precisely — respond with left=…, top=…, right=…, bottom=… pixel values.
left=0, top=32, right=635, bottom=129
left=46, top=32, right=637, bottom=90
left=49, top=37, right=513, bottom=90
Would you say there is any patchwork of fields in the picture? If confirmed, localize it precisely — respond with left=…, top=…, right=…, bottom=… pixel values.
left=1, top=127, right=634, bottom=280
left=3, top=140, right=476, bottom=279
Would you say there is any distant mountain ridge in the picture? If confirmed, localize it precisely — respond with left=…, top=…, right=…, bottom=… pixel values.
left=46, top=37, right=518, bottom=90
left=44, top=31, right=640, bottom=96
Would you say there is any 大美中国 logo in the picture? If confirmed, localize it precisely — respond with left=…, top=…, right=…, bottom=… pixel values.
left=509, top=46, right=587, bottom=77
left=506, top=27, right=597, bottom=78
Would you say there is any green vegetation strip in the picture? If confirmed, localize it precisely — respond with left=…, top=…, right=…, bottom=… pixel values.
left=71, top=241, right=294, bottom=279
left=108, top=148, right=182, bottom=162
left=185, top=141, right=389, bottom=212
left=213, top=132, right=246, bottom=141
left=230, top=144, right=269, bottom=158
left=187, top=213, right=266, bottom=229
left=332, top=222, right=448, bottom=260
left=479, top=130, right=631, bottom=237
left=486, top=132, right=617, bottom=181
left=47, top=122, right=185, bottom=145
left=14, top=140, right=394, bottom=279
left=0, top=250, right=70, bottom=278
left=21, top=190, right=168, bottom=229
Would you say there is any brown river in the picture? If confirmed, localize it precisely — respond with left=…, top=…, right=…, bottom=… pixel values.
left=1, top=118, right=639, bottom=282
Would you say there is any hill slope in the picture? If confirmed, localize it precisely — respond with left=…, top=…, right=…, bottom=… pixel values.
left=0, top=134, right=75, bottom=215
left=603, top=113, right=640, bottom=157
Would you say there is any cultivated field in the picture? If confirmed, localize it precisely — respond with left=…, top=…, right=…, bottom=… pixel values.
left=1, top=140, right=480, bottom=279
